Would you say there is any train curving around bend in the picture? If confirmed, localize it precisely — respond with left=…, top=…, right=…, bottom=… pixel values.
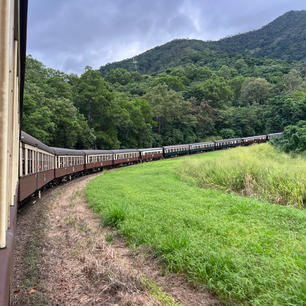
left=0, top=0, right=283, bottom=304
left=19, top=131, right=282, bottom=202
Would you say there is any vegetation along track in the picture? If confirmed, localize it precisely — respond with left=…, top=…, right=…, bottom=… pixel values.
left=11, top=172, right=221, bottom=306
left=86, top=148, right=306, bottom=306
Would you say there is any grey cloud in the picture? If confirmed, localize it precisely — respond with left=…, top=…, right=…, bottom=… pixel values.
left=27, top=0, right=305, bottom=74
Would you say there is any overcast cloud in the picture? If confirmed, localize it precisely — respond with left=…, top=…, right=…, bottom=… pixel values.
left=27, top=0, right=305, bottom=74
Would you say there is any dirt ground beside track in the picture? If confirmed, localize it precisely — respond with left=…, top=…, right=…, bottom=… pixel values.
left=10, top=172, right=221, bottom=306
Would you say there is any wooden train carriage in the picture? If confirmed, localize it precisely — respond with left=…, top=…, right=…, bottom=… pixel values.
left=84, top=149, right=113, bottom=170
left=52, top=147, right=85, bottom=178
left=189, top=141, right=214, bottom=153
left=112, top=149, right=140, bottom=165
left=242, top=135, right=267, bottom=146
left=139, top=148, right=163, bottom=161
left=0, top=0, right=28, bottom=304
left=214, top=138, right=242, bottom=149
left=19, top=132, right=55, bottom=201
left=163, top=144, right=189, bottom=157
left=267, top=132, right=283, bottom=140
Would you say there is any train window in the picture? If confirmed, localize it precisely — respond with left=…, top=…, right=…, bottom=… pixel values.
left=44, top=154, right=48, bottom=170
left=27, top=149, right=32, bottom=174
left=22, top=148, right=25, bottom=175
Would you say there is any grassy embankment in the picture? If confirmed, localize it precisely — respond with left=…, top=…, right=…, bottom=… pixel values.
left=86, top=145, right=306, bottom=306
left=179, top=144, right=306, bottom=208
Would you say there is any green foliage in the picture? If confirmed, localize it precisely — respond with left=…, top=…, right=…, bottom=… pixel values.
left=103, top=204, right=127, bottom=228
left=74, top=67, right=119, bottom=149
left=23, top=56, right=95, bottom=148
left=180, top=144, right=306, bottom=208
left=87, top=152, right=306, bottom=306
left=240, top=77, right=271, bottom=105
left=207, top=10, right=306, bottom=61
left=105, top=68, right=132, bottom=85
left=220, top=128, right=235, bottom=139
left=184, top=77, right=234, bottom=108
left=153, top=74, right=185, bottom=91
left=264, top=94, right=306, bottom=133
left=272, top=121, right=306, bottom=153
left=114, top=94, right=155, bottom=148
left=144, top=84, right=197, bottom=144
left=25, top=8, right=306, bottom=150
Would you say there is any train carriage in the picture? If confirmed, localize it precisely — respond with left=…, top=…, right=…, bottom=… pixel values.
left=214, top=138, right=242, bottom=150
left=139, top=148, right=163, bottom=161
left=84, top=149, right=113, bottom=170
left=52, top=147, right=85, bottom=179
left=189, top=141, right=214, bottom=154
left=112, top=149, right=140, bottom=165
left=267, top=132, right=283, bottom=140
left=19, top=132, right=55, bottom=201
left=242, top=135, right=267, bottom=146
left=163, top=144, right=190, bottom=157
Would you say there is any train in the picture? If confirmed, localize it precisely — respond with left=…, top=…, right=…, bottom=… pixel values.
left=0, top=1, right=284, bottom=304
left=19, top=130, right=282, bottom=202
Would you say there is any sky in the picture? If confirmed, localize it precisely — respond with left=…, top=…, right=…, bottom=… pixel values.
left=27, top=0, right=305, bottom=75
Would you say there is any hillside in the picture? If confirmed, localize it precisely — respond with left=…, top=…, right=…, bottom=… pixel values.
left=207, top=10, right=306, bottom=61
left=100, top=10, right=306, bottom=75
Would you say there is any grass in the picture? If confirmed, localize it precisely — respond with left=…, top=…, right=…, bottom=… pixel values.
left=179, top=144, right=306, bottom=208
left=142, top=278, right=181, bottom=306
left=86, top=149, right=306, bottom=306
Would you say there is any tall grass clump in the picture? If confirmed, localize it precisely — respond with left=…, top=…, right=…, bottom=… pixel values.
left=179, top=143, right=306, bottom=208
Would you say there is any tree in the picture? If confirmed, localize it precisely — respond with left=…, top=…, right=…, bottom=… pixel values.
left=74, top=67, right=119, bottom=149
left=240, top=77, right=271, bottom=105
left=23, top=56, right=94, bottom=148
left=145, top=84, right=196, bottom=144
left=284, top=68, right=303, bottom=92
left=272, top=121, right=306, bottom=153
left=184, top=77, right=234, bottom=108
left=153, top=74, right=185, bottom=91
left=105, top=68, right=132, bottom=85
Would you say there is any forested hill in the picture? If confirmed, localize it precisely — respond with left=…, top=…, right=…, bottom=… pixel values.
left=207, top=10, right=306, bottom=61
left=100, top=10, right=306, bottom=75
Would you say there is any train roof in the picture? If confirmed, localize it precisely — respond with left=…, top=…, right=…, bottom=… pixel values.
left=20, top=131, right=55, bottom=154
left=83, top=149, right=113, bottom=154
left=268, top=132, right=283, bottom=136
left=189, top=141, right=214, bottom=146
left=51, top=147, right=85, bottom=156
left=112, top=149, right=140, bottom=153
left=163, top=144, right=189, bottom=148
left=214, top=138, right=242, bottom=142
left=138, top=147, right=163, bottom=151
left=242, top=135, right=266, bottom=139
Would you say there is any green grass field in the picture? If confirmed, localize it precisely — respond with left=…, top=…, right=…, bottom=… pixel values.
left=179, top=144, right=306, bottom=208
left=86, top=147, right=306, bottom=306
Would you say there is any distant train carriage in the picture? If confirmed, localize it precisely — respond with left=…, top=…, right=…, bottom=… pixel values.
left=267, top=132, right=283, bottom=140
left=112, top=149, right=140, bottom=165
left=19, top=131, right=55, bottom=201
left=52, top=147, right=85, bottom=179
left=189, top=141, right=214, bottom=154
left=84, top=150, right=113, bottom=170
left=242, top=135, right=267, bottom=146
left=139, top=148, right=163, bottom=161
left=214, top=138, right=242, bottom=150
left=163, top=144, right=189, bottom=157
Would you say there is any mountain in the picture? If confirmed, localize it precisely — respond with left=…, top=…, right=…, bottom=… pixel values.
left=207, top=10, right=306, bottom=61
left=100, top=10, right=305, bottom=75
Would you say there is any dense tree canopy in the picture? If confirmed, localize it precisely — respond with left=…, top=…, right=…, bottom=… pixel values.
left=24, top=29, right=305, bottom=153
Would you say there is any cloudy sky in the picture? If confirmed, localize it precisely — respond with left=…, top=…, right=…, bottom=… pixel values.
left=27, top=0, right=305, bottom=74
